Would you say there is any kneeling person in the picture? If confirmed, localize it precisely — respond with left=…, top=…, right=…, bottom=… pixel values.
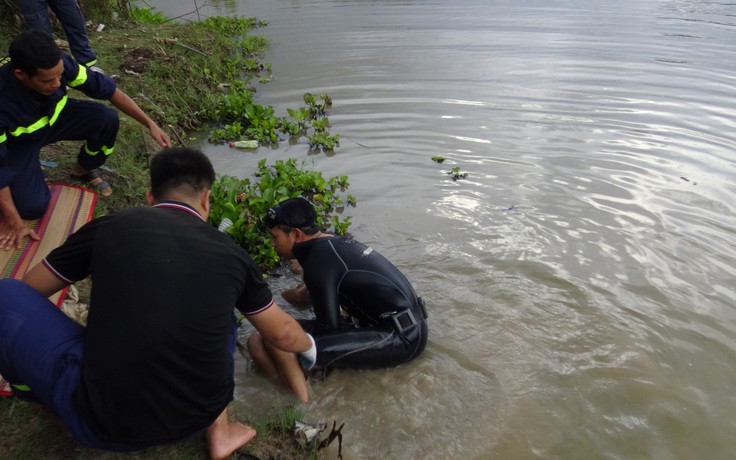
left=248, top=197, right=428, bottom=387
left=0, top=30, right=171, bottom=251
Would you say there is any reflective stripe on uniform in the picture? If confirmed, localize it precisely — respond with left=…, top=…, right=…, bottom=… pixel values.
left=83, top=143, right=115, bottom=156
left=68, top=64, right=88, bottom=88
left=0, top=131, right=6, bottom=143
left=9, top=95, right=68, bottom=136
left=11, top=383, right=31, bottom=392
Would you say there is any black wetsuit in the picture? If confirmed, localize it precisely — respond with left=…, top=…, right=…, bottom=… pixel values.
left=293, top=235, right=428, bottom=369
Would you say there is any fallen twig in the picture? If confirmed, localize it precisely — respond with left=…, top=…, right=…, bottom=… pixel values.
left=172, top=41, right=207, bottom=57
left=167, top=124, right=187, bottom=147
left=317, top=420, right=345, bottom=459
left=137, top=93, right=166, bottom=115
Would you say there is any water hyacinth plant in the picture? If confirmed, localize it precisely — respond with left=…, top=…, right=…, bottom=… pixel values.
left=209, top=158, right=355, bottom=270
left=205, top=81, right=340, bottom=152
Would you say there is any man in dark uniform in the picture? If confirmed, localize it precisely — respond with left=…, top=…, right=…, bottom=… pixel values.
left=0, top=30, right=171, bottom=251
left=248, top=197, right=428, bottom=395
left=0, top=148, right=317, bottom=459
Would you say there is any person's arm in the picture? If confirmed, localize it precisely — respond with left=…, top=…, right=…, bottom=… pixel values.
left=247, top=302, right=315, bottom=402
left=248, top=302, right=313, bottom=352
left=304, top=270, right=342, bottom=330
left=23, top=260, right=69, bottom=298
left=0, top=185, right=39, bottom=250
left=108, top=88, right=171, bottom=148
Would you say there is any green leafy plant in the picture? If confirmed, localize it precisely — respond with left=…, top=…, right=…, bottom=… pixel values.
left=130, top=6, right=169, bottom=24
left=448, top=166, right=468, bottom=181
left=286, top=107, right=310, bottom=130
left=241, top=35, right=270, bottom=55
left=209, top=158, right=354, bottom=270
left=210, top=121, right=244, bottom=144
left=310, top=117, right=330, bottom=132
left=307, top=131, right=340, bottom=151
left=204, top=82, right=340, bottom=150
left=303, top=92, right=332, bottom=117
left=432, top=155, right=446, bottom=163
left=199, top=16, right=268, bottom=34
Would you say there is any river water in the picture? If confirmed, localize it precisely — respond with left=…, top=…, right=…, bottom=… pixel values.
left=146, top=1, right=736, bottom=458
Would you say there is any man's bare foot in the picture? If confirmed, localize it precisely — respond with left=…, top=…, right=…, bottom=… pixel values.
left=206, top=409, right=256, bottom=460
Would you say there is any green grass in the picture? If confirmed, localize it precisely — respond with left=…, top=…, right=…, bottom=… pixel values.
left=0, top=396, right=320, bottom=459
left=18, top=13, right=275, bottom=217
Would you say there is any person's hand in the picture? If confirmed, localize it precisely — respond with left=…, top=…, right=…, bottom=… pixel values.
left=149, top=124, right=172, bottom=148
left=298, top=333, right=317, bottom=370
left=1, top=220, right=39, bottom=251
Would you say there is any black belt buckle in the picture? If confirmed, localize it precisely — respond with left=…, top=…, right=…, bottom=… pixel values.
left=388, top=309, right=417, bottom=334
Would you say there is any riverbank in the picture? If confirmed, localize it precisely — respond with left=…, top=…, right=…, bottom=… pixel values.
left=0, top=9, right=320, bottom=460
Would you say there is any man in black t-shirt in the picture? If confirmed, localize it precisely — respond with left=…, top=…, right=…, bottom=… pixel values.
left=0, top=148, right=317, bottom=459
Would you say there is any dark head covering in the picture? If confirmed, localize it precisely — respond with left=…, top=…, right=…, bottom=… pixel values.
left=264, top=197, right=316, bottom=229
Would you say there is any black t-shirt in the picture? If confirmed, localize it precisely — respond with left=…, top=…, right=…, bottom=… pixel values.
left=43, top=202, right=273, bottom=447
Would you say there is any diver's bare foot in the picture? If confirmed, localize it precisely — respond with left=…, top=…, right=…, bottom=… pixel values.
left=206, top=409, right=256, bottom=460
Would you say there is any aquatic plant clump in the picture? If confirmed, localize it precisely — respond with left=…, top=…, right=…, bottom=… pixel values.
left=209, top=158, right=355, bottom=270
left=205, top=86, right=340, bottom=152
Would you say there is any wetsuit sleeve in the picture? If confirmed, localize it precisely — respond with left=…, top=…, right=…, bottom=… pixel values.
left=62, top=54, right=116, bottom=100
left=43, top=215, right=108, bottom=283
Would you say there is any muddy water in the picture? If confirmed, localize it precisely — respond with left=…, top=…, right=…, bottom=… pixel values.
left=147, top=1, right=736, bottom=458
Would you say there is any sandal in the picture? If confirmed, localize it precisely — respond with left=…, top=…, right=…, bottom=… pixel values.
left=0, top=374, right=12, bottom=397
left=71, top=170, right=112, bottom=197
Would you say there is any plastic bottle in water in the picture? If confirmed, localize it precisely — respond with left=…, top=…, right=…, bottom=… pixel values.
left=228, top=140, right=259, bottom=149
left=218, top=217, right=233, bottom=233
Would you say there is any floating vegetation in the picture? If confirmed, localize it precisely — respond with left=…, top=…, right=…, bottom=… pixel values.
left=448, top=166, right=468, bottom=181
left=209, top=158, right=354, bottom=270
left=205, top=84, right=339, bottom=152
left=431, top=155, right=446, bottom=163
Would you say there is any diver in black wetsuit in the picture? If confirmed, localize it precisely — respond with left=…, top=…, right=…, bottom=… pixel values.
left=247, top=197, right=428, bottom=385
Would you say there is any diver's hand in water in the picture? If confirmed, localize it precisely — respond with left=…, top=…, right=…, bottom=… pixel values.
left=298, top=333, right=317, bottom=370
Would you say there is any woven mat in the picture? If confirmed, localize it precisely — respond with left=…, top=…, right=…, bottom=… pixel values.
left=0, top=183, right=96, bottom=396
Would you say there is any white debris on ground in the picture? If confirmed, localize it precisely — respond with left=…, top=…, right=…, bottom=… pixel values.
left=61, top=285, right=89, bottom=326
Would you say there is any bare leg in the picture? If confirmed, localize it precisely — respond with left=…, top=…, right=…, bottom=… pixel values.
left=265, top=341, right=310, bottom=403
left=205, top=407, right=256, bottom=460
left=247, top=332, right=310, bottom=403
left=246, top=332, right=280, bottom=381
